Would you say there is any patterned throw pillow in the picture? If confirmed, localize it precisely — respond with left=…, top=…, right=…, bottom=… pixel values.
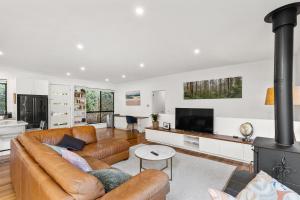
left=208, top=189, right=236, bottom=200
left=88, top=168, right=132, bottom=192
left=209, top=171, right=300, bottom=200
left=60, top=149, right=92, bottom=172
left=236, top=171, right=300, bottom=200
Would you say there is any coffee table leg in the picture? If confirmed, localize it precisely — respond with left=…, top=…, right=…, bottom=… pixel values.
left=170, top=157, right=173, bottom=181
left=140, top=158, right=142, bottom=172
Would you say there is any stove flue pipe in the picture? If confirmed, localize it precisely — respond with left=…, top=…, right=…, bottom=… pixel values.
left=265, top=3, right=300, bottom=146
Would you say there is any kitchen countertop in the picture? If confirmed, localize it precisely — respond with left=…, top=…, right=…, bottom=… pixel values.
left=0, top=120, right=28, bottom=128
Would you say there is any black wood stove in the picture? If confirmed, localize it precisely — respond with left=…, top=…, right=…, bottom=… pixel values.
left=253, top=2, right=300, bottom=193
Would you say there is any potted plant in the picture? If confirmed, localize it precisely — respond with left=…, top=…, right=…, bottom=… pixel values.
left=151, top=114, right=159, bottom=129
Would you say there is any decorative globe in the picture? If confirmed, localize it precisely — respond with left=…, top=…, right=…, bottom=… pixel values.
left=240, top=122, right=253, bottom=141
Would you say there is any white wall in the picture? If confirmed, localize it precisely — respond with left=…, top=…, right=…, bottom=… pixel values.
left=152, top=90, right=166, bottom=114
left=0, top=66, right=115, bottom=118
left=115, top=59, right=275, bottom=120
left=296, top=52, right=300, bottom=85
left=295, top=52, right=300, bottom=120
left=1, top=53, right=299, bottom=125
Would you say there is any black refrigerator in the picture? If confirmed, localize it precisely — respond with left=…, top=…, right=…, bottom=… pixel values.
left=17, top=94, right=48, bottom=129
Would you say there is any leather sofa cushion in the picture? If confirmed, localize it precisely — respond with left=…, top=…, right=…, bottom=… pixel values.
left=99, top=169, right=170, bottom=200
left=83, top=156, right=110, bottom=170
left=17, top=134, right=105, bottom=200
left=72, top=126, right=97, bottom=144
left=77, top=138, right=130, bottom=160
left=11, top=139, right=74, bottom=200
left=26, top=128, right=72, bottom=145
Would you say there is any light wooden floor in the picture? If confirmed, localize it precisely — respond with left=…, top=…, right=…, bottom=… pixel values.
left=0, top=128, right=250, bottom=199
left=0, top=156, right=15, bottom=200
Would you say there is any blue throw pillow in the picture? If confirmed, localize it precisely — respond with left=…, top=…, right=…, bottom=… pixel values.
left=88, top=168, right=132, bottom=192
left=57, top=134, right=86, bottom=151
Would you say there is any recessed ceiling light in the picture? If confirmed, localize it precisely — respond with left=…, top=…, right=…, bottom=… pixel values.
left=135, top=6, right=144, bottom=16
left=0, top=51, right=4, bottom=56
left=80, top=66, right=86, bottom=71
left=105, top=78, right=109, bottom=82
left=139, top=63, right=145, bottom=68
left=76, top=43, right=84, bottom=50
left=66, top=72, right=71, bottom=76
left=194, top=48, right=200, bottom=55
left=122, top=74, right=126, bottom=78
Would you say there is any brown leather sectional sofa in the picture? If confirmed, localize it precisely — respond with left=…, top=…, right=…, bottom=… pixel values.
left=10, top=126, right=170, bottom=200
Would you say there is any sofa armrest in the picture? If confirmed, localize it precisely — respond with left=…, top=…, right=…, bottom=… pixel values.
left=99, top=169, right=170, bottom=200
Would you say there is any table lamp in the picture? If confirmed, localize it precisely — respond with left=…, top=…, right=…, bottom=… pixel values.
left=265, top=86, right=300, bottom=105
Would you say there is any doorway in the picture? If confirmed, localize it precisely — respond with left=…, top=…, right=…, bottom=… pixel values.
left=152, top=90, right=166, bottom=114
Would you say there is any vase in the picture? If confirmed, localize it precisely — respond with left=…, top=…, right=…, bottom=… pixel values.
left=152, top=121, right=159, bottom=129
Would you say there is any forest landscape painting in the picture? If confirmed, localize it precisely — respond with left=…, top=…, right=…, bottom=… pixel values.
left=126, top=90, right=141, bottom=105
left=184, top=76, right=242, bottom=99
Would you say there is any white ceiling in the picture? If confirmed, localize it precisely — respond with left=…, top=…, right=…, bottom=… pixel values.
left=0, top=0, right=299, bottom=83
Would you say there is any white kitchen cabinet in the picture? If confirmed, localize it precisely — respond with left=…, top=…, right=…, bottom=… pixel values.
left=16, top=79, right=49, bottom=95
left=33, top=80, right=49, bottom=95
left=0, top=120, right=27, bottom=155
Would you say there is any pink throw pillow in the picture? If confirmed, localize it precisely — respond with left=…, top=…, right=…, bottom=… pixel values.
left=61, top=149, right=92, bottom=172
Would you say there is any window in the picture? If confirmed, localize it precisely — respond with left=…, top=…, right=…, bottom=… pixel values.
left=86, top=89, right=114, bottom=123
left=0, top=80, right=7, bottom=115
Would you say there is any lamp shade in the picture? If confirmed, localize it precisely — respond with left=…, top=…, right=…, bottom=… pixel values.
left=265, top=88, right=275, bottom=105
left=265, top=86, right=300, bottom=105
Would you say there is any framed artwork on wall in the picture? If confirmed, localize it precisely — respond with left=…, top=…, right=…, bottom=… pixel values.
left=163, top=122, right=171, bottom=130
left=126, top=90, right=141, bottom=106
left=184, top=76, right=242, bottom=99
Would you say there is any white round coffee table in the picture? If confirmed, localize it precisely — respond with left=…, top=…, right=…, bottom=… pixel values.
left=135, top=145, right=176, bottom=180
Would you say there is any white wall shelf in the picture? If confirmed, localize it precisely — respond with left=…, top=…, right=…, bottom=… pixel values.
left=74, top=86, right=87, bottom=126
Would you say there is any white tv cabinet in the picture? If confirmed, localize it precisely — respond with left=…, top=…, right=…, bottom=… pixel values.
left=145, top=127, right=253, bottom=164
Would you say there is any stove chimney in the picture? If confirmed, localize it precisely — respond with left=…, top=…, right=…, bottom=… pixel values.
left=265, top=3, right=300, bottom=146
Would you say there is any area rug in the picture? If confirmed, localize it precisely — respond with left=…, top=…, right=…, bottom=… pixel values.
left=113, top=144, right=236, bottom=200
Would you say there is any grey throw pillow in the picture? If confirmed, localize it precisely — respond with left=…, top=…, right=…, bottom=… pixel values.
left=88, top=168, right=132, bottom=192
left=43, top=143, right=65, bottom=154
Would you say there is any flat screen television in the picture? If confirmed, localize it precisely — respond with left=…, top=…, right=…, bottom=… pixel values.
left=175, top=108, right=214, bottom=133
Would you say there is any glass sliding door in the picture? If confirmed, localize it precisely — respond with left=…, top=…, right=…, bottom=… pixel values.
left=0, top=80, right=7, bottom=115
left=86, top=89, right=114, bottom=124
left=86, top=88, right=100, bottom=123
left=100, top=91, right=114, bottom=123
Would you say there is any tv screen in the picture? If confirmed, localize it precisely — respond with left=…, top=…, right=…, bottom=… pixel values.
left=175, top=108, right=214, bottom=133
